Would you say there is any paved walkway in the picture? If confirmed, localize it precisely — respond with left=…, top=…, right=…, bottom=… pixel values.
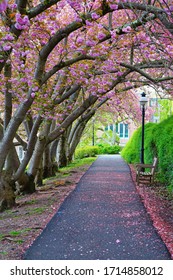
left=24, top=155, right=171, bottom=260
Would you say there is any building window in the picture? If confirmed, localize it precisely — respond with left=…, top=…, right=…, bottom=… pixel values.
left=125, top=124, right=129, bottom=138
left=105, top=123, right=129, bottom=139
left=116, top=123, right=119, bottom=133
left=150, top=98, right=158, bottom=107
left=118, top=123, right=129, bottom=138
left=119, top=123, right=124, bottom=137
left=110, top=124, right=113, bottom=131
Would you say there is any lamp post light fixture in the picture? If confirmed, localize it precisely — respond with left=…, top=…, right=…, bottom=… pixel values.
left=139, top=92, right=148, bottom=164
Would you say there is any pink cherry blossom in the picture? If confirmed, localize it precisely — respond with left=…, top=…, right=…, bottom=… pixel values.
left=86, top=40, right=96, bottom=47
left=3, top=45, right=11, bottom=51
left=91, top=12, right=99, bottom=20
left=14, top=22, right=24, bottom=30
left=31, top=92, right=35, bottom=98
left=0, top=0, right=8, bottom=13
left=4, top=34, right=14, bottom=41
left=110, top=4, right=118, bottom=10
left=98, top=33, right=105, bottom=40
left=15, top=13, right=30, bottom=30
left=122, top=26, right=132, bottom=33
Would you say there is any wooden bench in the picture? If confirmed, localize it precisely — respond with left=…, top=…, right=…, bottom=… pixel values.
left=135, top=157, right=158, bottom=185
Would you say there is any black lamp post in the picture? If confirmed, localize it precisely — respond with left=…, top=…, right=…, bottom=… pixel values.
left=139, top=92, right=148, bottom=164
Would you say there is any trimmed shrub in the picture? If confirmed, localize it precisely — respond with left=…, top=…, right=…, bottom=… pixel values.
left=121, top=127, right=142, bottom=163
left=75, top=144, right=121, bottom=159
left=121, top=122, right=157, bottom=164
left=97, top=144, right=121, bottom=154
left=75, top=146, right=99, bottom=159
left=152, top=116, right=173, bottom=187
left=121, top=116, right=173, bottom=191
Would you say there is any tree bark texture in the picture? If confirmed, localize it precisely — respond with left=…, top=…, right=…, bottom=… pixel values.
left=0, top=172, right=15, bottom=212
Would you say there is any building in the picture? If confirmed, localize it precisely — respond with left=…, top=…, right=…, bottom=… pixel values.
left=104, top=121, right=137, bottom=146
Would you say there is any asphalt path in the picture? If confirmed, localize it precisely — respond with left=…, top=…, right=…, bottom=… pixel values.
left=24, top=155, right=171, bottom=260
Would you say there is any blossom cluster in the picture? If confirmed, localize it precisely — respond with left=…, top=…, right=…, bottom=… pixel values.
left=66, top=0, right=82, bottom=11
left=0, top=0, right=8, bottom=13
left=0, top=33, right=14, bottom=59
left=15, top=13, right=30, bottom=30
left=0, top=0, right=173, bottom=125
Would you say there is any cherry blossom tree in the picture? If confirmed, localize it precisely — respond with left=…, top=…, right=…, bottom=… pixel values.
left=0, top=0, right=173, bottom=211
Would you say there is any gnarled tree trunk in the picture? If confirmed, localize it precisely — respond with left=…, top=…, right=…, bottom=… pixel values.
left=49, top=139, right=59, bottom=176
left=43, top=143, right=59, bottom=178
left=57, top=135, right=68, bottom=168
left=0, top=172, right=15, bottom=212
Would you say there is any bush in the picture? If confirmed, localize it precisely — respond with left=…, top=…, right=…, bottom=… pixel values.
left=97, top=144, right=121, bottom=154
left=75, top=144, right=121, bottom=159
left=121, top=122, right=157, bottom=163
left=152, top=116, right=173, bottom=188
left=121, top=127, right=142, bottom=163
left=75, top=146, right=99, bottom=159
left=121, top=116, right=173, bottom=191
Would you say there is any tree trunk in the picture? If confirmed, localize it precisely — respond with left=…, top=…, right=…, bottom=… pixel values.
left=0, top=122, right=15, bottom=211
left=50, top=140, right=59, bottom=161
left=18, top=173, right=36, bottom=194
left=4, top=62, right=12, bottom=130
left=43, top=145, right=55, bottom=178
left=68, top=110, right=96, bottom=161
left=0, top=172, right=15, bottom=212
left=27, top=121, right=51, bottom=187
left=35, top=161, right=43, bottom=187
left=0, top=95, right=34, bottom=173
left=57, top=134, right=68, bottom=167
left=13, top=115, right=42, bottom=182
left=49, top=139, right=59, bottom=176
left=68, top=122, right=87, bottom=162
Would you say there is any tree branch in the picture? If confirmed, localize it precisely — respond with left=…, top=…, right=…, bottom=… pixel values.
left=42, top=54, right=95, bottom=85
left=28, top=0, right=61, bottom=19
left=17, top=0, right=28, bottom=14
left=120, top=61, right=173, bottom=84
left=13, top=115, right=43, bottom=181
left=120, top=62, right=160, bottom=83
left=54, top=84, right=81, bottom=105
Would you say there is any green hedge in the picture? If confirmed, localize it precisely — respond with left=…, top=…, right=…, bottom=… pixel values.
left=97, top=144, right=121, bottom=154
left=75, top=144, right=121, bottom=159
left=121, top=123, right=157, bottom=164
left=152, top=116, right=173, bottom=186
left=121, top=116, right=173, bottom=190
left=75, top=146, right=99, bottom=159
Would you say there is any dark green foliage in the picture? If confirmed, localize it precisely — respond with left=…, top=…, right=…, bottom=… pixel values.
left=121, top=116, right=173, bottom=191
